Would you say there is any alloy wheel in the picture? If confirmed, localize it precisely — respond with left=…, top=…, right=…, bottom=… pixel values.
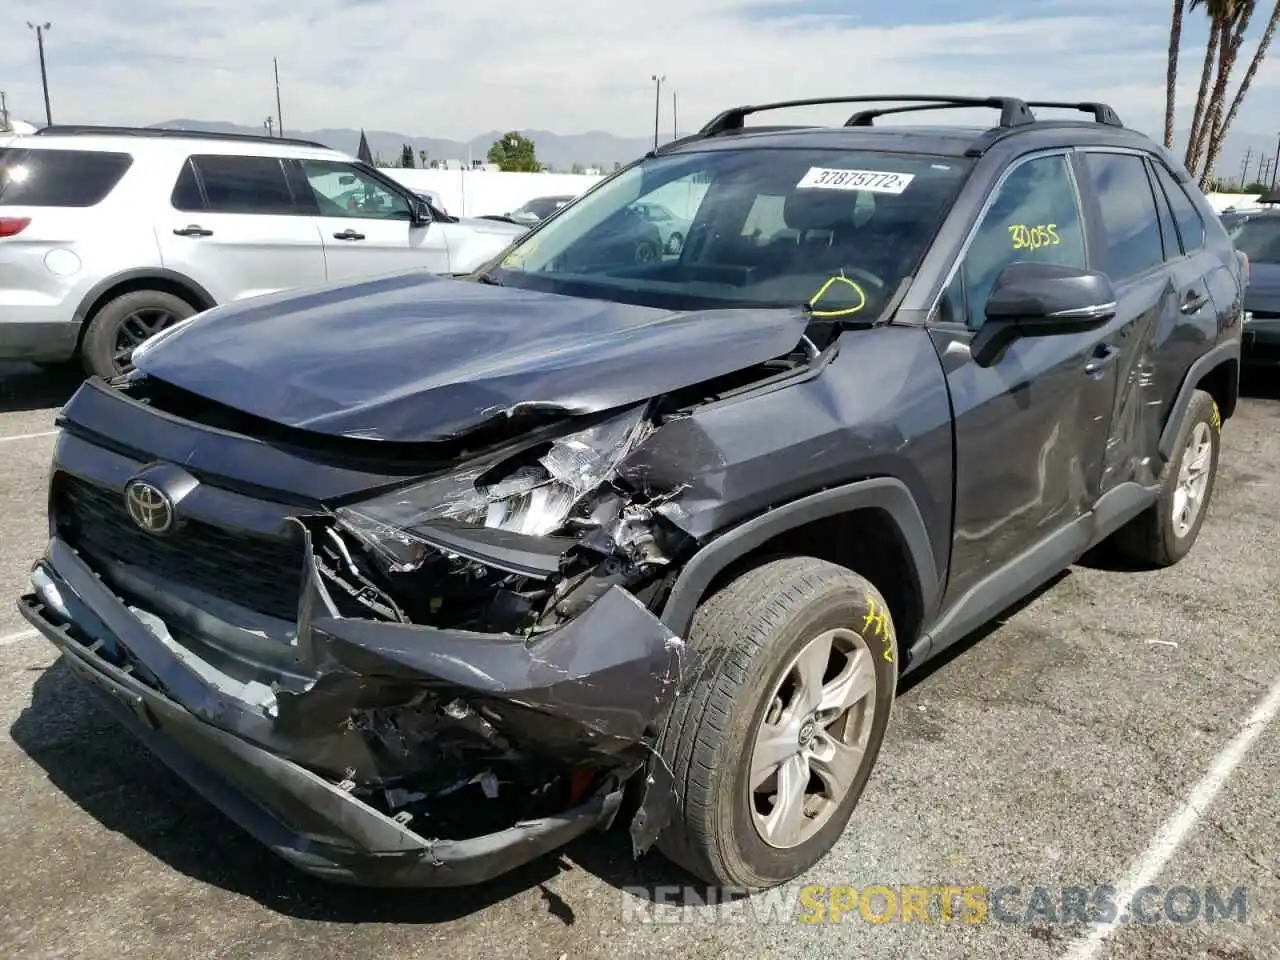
left=748, top=627, right=877, bottom=849
left=1172, top=420, right=1214, bottom=538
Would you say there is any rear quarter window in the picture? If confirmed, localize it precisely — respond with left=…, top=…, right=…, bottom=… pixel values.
left=0, top=148, right=134, bottom=207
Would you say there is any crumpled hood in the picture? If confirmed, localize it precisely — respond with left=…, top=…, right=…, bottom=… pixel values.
left=135, top=271, right=810, bottom=443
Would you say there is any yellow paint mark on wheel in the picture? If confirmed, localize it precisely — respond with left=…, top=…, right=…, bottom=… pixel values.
left=862, top=596, right=894, bottom=662
left=1211, top=400, right=1221, bottom=432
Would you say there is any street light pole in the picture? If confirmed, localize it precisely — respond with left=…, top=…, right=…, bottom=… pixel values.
left=651, top=74, right=665, bottom=150
left=27, top=21, right=52, bottom=127
left=672, top=89, right=678, bottom=141
left=274, top=57, right=284, bottom=137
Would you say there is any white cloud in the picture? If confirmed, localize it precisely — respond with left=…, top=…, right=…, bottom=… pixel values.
left=0, top=0, right=1276, bottom=141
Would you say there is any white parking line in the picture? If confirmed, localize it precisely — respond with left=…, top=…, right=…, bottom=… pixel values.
left=0, top=628, right=39, bottom=647
left=0, top=430, right=58, bottom=444
left=1063, top=673, right=1280, bottom=960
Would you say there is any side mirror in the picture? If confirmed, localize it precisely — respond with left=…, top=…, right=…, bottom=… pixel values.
left=972, top=261, right=1117, bottom=367
left=412, top=199, right=434, bottom=224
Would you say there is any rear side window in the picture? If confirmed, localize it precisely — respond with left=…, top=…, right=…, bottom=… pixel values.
left=186, top=155, right=297, bottom=214
left=0, top=148, right=133, bottom=207
left=1082, top=153, right=1164, bottom=282
left=1151, top=162, right=1206, bottom=252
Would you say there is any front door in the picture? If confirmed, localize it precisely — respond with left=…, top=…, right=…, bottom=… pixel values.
left=929, top=151, right=1120, bottom=608
left=293, top=159, right=450, bottom=281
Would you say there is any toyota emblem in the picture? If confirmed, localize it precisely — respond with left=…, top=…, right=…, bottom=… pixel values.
left=124, top=480, right=176, bottom=535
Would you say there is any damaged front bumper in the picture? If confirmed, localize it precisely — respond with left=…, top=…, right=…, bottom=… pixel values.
left=18, top=535, right=683, bottom=887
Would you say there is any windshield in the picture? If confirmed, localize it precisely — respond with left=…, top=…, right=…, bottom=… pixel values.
left=1229, top=215, right=1280, bottom=262
left=491, top=147, right=972, bottom=314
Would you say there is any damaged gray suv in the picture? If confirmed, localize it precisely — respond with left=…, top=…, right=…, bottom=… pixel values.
left=20, top=95, right=1244, bottom=891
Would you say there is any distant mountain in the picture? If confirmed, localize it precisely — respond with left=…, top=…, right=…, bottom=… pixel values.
left=149, top=119, right=655, bottom=171
left=148, top=118, right=1279, bottom=187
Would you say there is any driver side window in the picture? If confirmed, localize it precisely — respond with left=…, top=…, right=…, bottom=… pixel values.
left=299, top=160, right=411, bottom=221
left=954, top=154, right=1087, bottom=330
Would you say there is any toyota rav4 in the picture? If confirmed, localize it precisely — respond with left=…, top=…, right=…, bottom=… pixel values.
left=19, top=95, right=1243, bottom=891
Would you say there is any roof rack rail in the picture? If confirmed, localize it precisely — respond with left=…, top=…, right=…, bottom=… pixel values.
left=1022, top=101, right=1123, bottom=128
left=844, top=102, right=1013, bottom=126
left=699, top=96, right=1036, bottom=137
left=32, top=124, right=331, bottom=150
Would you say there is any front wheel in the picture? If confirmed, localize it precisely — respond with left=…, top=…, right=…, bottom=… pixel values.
left=655, top=556, right=897, bottom=889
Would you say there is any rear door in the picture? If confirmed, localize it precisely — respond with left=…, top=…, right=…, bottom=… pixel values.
left=1073, top=150, right=1198, bottom=491
left=154, top=154, right=326, bottom=303
left=290, top=159, right=450, bottom=280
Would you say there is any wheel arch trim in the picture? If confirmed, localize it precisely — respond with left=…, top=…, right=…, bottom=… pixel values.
left=72, top=268, right=217, bottom=326
left=658, top=477, right=940, bottom=638
left=1157, top=338, right=1241, bottom=461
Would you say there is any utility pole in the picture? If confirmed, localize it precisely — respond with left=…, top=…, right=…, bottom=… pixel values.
left=1239, top=147, right=1253, bottom=187
left=0, top=91, right=8, bottom=130
left=1272, top=131, right=1280, bottom=191
left=1256, top=151, right=1268, bottom=185
left=672, top=90, right=678, bottom=141
left=651, top=74, right=665, bottom=151
left=27, top=22, right=52, bottom=126
left=264, top=116, right=274, bottom=138
left=273, top=57, right=284, bottom=137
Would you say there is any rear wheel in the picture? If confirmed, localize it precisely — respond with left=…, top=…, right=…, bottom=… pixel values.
left=655, top=556, right=897, bottom=888
left=80, top=290, right=195, bottom=380
left=1112, top=388, right=1220, bottom=567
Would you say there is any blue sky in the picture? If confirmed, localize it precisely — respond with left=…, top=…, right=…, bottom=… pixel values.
left=3, top=0, right=1277, bottom=173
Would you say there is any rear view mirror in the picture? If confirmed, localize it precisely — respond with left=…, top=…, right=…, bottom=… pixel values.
left=339, top=174, right=356, bottom=185
left=972, top=261, right=1117, bottom=366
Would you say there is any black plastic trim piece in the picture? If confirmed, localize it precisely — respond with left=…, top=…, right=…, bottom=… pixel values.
left=659, top=477, right=939, bottom=638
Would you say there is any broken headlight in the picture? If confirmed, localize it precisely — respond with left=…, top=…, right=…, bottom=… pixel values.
left=336, top=405, right=650, bottom=562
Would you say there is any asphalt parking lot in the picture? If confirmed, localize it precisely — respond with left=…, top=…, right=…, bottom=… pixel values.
left=1, top=360, right=1277, bottom=960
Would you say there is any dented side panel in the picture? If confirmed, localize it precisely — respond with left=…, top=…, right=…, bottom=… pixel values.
left=618, top=325, right=956, bottom=579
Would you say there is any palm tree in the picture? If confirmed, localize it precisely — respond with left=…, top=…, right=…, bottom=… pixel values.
left=1184, top=0, right=1234, bottom=176
left=1182, top=0, right=1280, bottom=186
left=1165, top=0, right=1186, bottom=148
left=1201, top=1, right=1280, bottom=185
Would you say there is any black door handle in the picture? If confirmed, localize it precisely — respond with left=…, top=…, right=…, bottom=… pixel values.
left=1084, top=343, right=1120, bottom=376
left=1181, top=290, right=1209, bottom=314
left=173, top=225, right=213, bottom=237
left=334, top=229, right=366, bottom=241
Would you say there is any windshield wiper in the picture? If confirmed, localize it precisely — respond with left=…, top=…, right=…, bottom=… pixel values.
left=472, top=271, right=503, bottom=286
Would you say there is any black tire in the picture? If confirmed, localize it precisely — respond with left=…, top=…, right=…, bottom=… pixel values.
left=80, top=290, right=196, bottom=380
left=634, top=241, right=658, bottom=264
left=1112, top=388, right=1221, bottom=567
left=655, top=556, right=898, bottom=889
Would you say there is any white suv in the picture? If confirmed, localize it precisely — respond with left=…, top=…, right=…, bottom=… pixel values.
left=0, top=126, right=528, bottom=378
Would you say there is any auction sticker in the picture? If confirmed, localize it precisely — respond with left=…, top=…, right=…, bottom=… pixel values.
left=796, top=167, right=915, bottom=193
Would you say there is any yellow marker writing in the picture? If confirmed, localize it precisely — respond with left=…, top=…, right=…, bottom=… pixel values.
left=862, top=596, right=894, bottom=661
left=808, top=273, right=867, bottom=318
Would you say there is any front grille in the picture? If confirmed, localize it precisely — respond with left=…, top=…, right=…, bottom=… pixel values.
left=54, top=473, right=304, bottom=621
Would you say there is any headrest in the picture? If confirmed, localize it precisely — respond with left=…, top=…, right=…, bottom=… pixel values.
left=784, top=189, right=855, bottom=234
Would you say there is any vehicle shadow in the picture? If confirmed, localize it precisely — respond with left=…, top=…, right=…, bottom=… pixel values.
left=10, top=574, right=1068, bottom=921
left=9, top=658, right=628, bottom=926
left=0, top=362, right=85, bottom=414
